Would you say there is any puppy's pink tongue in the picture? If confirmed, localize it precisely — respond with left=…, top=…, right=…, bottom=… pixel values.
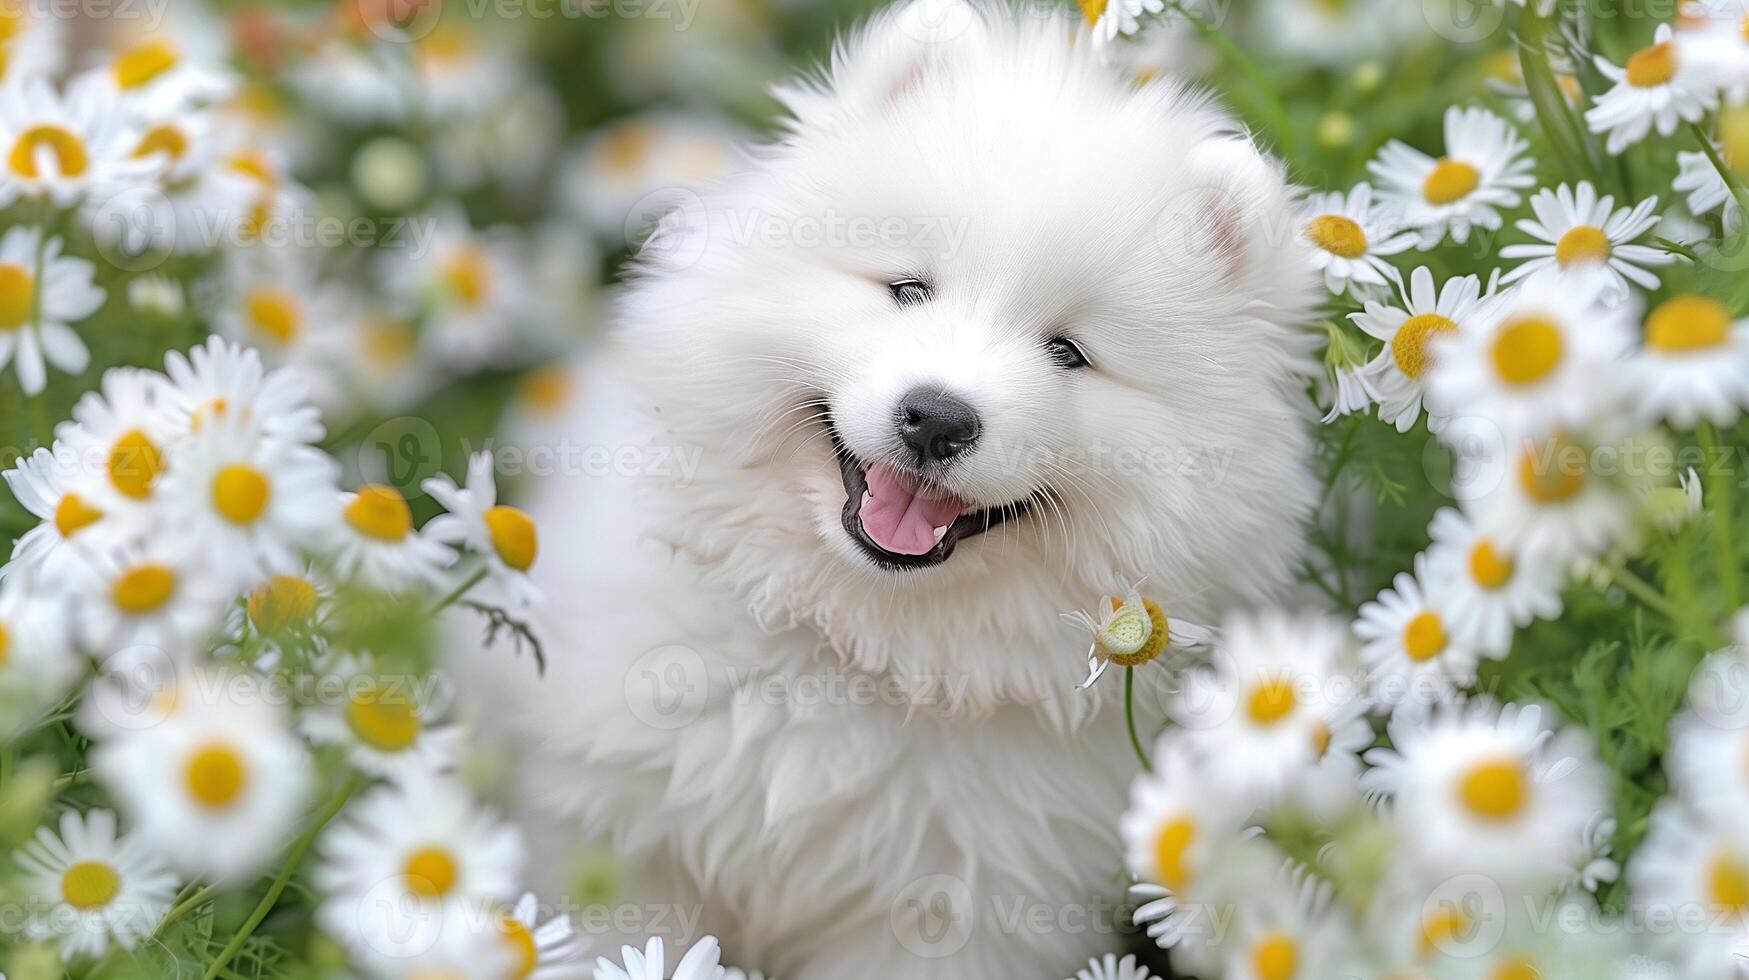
left=858, top=463, right=968, bottom=556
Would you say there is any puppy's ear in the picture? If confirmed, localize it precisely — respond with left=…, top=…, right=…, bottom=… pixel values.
left=773, top=0, right=984, bottom=134
left=1176, top=135, right=1296, bottom=287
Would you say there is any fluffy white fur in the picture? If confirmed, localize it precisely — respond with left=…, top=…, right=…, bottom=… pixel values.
left=458, top=3, right=1320, bottom=976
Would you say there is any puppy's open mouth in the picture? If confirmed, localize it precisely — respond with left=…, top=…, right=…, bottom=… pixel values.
left=825, top=424, right=1025, bottom=570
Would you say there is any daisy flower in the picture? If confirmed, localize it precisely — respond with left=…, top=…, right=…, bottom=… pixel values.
left=1367, top=106, right=1535, bottom=248
left=0, top=225, right=104, bottom=395
left=1424, top=269, right=1634, bottom=440
left=66, top=534, right=229, bottom=662
left=0, top=573, right=80, bottom=736
left=11, top=808, right=179, bottom=960
left=1455, top=426, right=1648, bottom=564
left=54, top=367, right=176, bottom=523
left=1354, top=554, right=1484, bottom=719
left=1627, top=801, right=1749, bottom=976
left=423, top=452, right=543, bottom=608
left=495, top=891, right=592, bottom=980
left=1077, top=0, right=1164, bottom=46
left=1072, top=953, right=1152, bottom=980
left=1062, top=583, right=1213, bottom=689
left=1362, top=699, right=1609, bottom=888
left=363, top=902, right=518, bottom=980
left=1626, top=293, right=1749, bottom=429
left=412, top=24, right=520, bottom=119
left=0, top=72, right=152, bottom=209
left=92, top=19, right=236, bottom=114
left=315, top=770, right=526, bottom=964
left=300, top=654, right=465, bottom=779
left=1500, top=182, right=1677, bottom=303
left=1667, top=645, right=1749, bottom=820
left=1585, top=25, right=1718, bottom=154
left=89, top=108, right=257, bottom=257
left=1297, top=183, right=1417, bottom=298
left=309, top=306, right=435, bottom=415
left=1217, top=864, right=1359, bottom=980
left=1351, top=266, right=1501, bottom=433
left=383, top=207, right=536, bottom=372
left=0, top=3, right=64, bottom=87
left=3, top=443, right=115, bottom=578
left=1167, top=611, right=1368, bottom=807
left=594, top=935, right=725, bottom=980
left=209, top=247, right=349, bottom=372
left=240, top=567, right=330, bottom=637
left=1674, top=141, right=1743, bottom=229
left=157, top=408, right=340, bottom=589
left=320, top=483, right=454, bottom=592
left=561, top=114, right=741, bottom=239
left=160, top=334, right=325, bottom=446
left=1129, top=834, right=1280, bottom=977
left=1120, top=742, right=1245, bottom=896
left=1424, top=507, right=1563, bottom=657
left=92, top=669, right=314, bottom=884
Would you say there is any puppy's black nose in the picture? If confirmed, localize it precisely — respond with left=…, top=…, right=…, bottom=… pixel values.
left=896, top=387, right=981, bottom=464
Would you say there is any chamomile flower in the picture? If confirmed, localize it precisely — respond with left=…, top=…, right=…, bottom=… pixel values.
left=385, top=208, right=535, bottom=371
left=12, top=808, right=178, bottom=960
left=0, top=72, right=155, bottom=209
left=1677, top=152, right=1744, bottom=239
left=562, top=115, right=741, bottom=239
left=1062, top=583, right=1213, bottom=689
left=92, top=669, right=314, bottom=884
left=1666, top=645, right=1749, bottom=820
left=1218, top=864, right=1358, bottom=980
left=321, top=483, right=455, bottom=592
left=1120, top=742, right=1244, bottom=896
left=368, top=903, right=517, bottom=980
left=495, top=892, right=591, bottom=980
left=1297, top=183, right=1416, bottom=298
left=1351, top=266, right=1501, bottom=433
left=0, top=2, right=64, bottom=87
left=1627, top=801, right=1749, bottom=976
left=314, top=770, right=526, bottom=964
left=1455, top=426, right=1648, bottom=564
left=0, top=574, right=80, bottom=736
left=1321, top=362, right=1381, bottom=424
left=1425, top=269, right=1634, bottom=440
left=1168, top=611, right=1368, bottom=807
left=68, top=535, right=229, bottom=662
left=54, top=367, right=175, bottom=522
left=423, top=452, right=543, bottom=608
left=1626, top=293, right=1749, bottom=429
left=1362, top=699, right=1609, bottom=887
left=1367, top=106, right=1535, bottom=248
left=1130, top=834, right=1281, bottom=977
left=0, top=225, right=104, bottom=395
left=91, top=18, right=236, bottom=114
left=90, top=108, right=257, bottom=257
left=160, top=335, right=325, bottom=445
left=1501, top=182, right=1676, bottom=304
left=1586, top=25, right=1718, bottom=154
left=210, top=249, right=350, bottom=373
left=1071, top=953, right=1152, bottom=980
left=237, top=567, right=330, bottom=639
left=1354, top=554, right=1484, bottom=719
left=594, top=935, right=725, bottom=980
left=157, top=409, right=340, bottom=590
left=412, top=24, right=520, bottom=119
left=1424, top=508, right=1563, bottom=656
left=300, top=654, right=465, bottom=779
left=3, top=443, right=114, bottom=578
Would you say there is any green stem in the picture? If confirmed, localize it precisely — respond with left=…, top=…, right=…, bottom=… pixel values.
left=1164, top=0, right=1297, bottom=159
left=1693, top=123, right=1749, bottom=200
left=1517, top=6, right=1596, bottom=186
left=153, top=882, right=221, bottom=938
left=430, top=566, right=487, bottom=615
left=202, top=774, right=361, bottom=980
left=1612, top=566, right=1695, bottom=631
left=1699, top=423, right=1742, bottom=611
left=1124, top=667, right=1152, bottom=772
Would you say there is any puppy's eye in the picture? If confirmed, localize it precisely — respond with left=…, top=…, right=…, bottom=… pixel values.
left=1045, top=336, right=1090, bottom=370
left=888, top=278, right=932, bottom=307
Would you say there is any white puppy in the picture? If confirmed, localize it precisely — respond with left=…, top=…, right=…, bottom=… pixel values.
left=463, top=2, right=1319, bottom=976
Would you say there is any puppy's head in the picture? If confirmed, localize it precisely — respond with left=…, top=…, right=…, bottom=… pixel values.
left=615, top=0, right=1318, bottom=633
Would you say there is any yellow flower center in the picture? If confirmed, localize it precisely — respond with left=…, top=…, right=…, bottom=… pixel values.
left=1419, top=907, right=1470, bottom=956
left=1554, top=225, right=1611, bottom=267
left=1245, top=676, right=1297, bottom=725
left=245, top=286, right=302, bottom=346
left=212, top=464, right=271, bottom=525
left=1422, top=158, right=1479, bottom=205
left=61, top=860, right=121, bottom=910
left=1402, top=610, right=1446, bottom=661
left=1304, top=214, right=1369, bottom=258
left=344, top=484, right=413, bottom=541
left=1468, top=539, right=1514, bottom=589
left=1625, top=41, right=1676, bottom=87
left=0, top=621, right=9, bottom=666
left=361, top=316, right=415, bottom=367
left=131, top=123, right=190, bottom=163
left=107, top=429, right=164, bottom=500
left=1489, top=316, right=1564, bottom=386
left=441, top=246, right=490, bottom=310
left=484, top=505, right=538, bottom=572
left=1709, top=853, right=1749, bottom=910
left=1646, top=294, right=1732, bottom=352
left=185, top=742, right=249, bottom=809
left=1458, top=757, right=1528, bottom=820
left=500, top=914, right=539, bottom=979
left=602, top=122, right=659, bottom=176
left=229, top=149, right=279, bottom=187
left=1153, top=816, right=1195, bottom=891
left=1392, top=312, right=1458, bottom=380
left=1077, top=0, right=1107, bottom=23
left=518, top=365, right=574, bottom=414
left=8, top=124, right=89, bottom=179
left=403, top=846, right=459, bottom=898
left=1250, top=931, right=1299, bottom=980
left=248, top=575, right=320, bottom=632
left=0, top=261, right=34, bottom=330
left=113, top=562, right=177, bottom=614
left=54, top=492, right=103, bottom=538
left=1518, top=437, right=1587, bottom=503
left=113, top=39, right=180, bottom=89
left=1310, top=721, right=1332, bottom=758
left=345, top=680, right=422, bottom=752
left=1491, top=955, right=1542, bottom=980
